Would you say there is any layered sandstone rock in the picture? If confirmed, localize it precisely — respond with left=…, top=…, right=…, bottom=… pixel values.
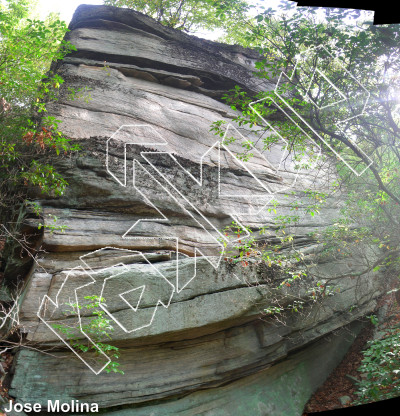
left=7, top=5, right=386, bottom=415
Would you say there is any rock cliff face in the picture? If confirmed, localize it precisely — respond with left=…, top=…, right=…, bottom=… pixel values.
left=8, top=5, right=386, bottom=415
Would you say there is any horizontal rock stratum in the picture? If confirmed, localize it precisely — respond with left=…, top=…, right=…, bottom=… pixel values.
left=9, top=5, right=386, bottom=415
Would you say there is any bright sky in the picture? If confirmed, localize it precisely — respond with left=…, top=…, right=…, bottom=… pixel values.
left=37, top=0, right=103, bottom=22
left=35, top=0, right=285, bottom=24
left=34, top=0, right=286, bottom=40
left=34, top=0, right=373, bottom=39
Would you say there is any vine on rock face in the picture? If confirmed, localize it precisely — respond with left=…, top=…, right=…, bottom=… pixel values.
left=212, top=2, right=400, bottom=404
left=219, top=216, right=340, bottom=324
left=52, top=296, right=124, bottom=375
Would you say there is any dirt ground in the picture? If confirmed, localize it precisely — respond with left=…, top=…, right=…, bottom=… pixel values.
left=303, top=286, right=400, bottom=414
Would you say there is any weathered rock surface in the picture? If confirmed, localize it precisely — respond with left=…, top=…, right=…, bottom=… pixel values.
left=7, top=5, right=387, bottom=415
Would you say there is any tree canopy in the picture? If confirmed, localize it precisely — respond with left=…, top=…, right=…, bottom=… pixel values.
left=211, top=2, right=400, bottom=404
left=0, top=0, right=81, bottom=285
left=217, top=3, right=400, bottom=275
left=1, top=0, right=400, bottom=403
left=0, top=0, right=78, bottom=213
left=103, top=0, right=252, bottom=33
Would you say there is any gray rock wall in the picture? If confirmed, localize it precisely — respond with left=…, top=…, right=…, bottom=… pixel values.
left=7, top=5, right=386, bottom=415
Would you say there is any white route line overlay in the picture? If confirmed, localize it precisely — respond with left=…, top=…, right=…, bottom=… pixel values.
left=37, top=265, right=111, bottom=375
left=268, top=44, right=372, bottom=177
left=107, top=124, right=280, bottom=214
left=128, top=158, right=226, bottom=270
left=37, top=244, right=243, bottom=374
left=38, top=247, right=176, bottom=374
left=35, top=44, right=373, bottom=375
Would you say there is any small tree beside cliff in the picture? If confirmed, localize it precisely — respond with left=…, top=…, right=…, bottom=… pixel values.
left=211, top=2, right=400, bottom=405
left=0, top=0, right=78, bottom=305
